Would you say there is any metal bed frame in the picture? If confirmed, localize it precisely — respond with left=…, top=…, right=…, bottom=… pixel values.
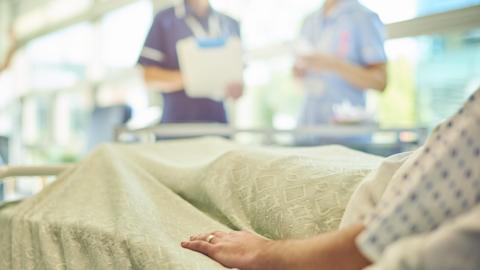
left=0, top=165, right=72, bottom=200
left=115, top=123, right=428, bottom=146
left=1, top=123, right=427, bottom=200
left=0, top=165, right=71, bottom=180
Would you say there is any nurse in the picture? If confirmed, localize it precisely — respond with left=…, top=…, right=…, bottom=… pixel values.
left=294, top=0, right=387, bottom=127
left=138, top=0, right=243, bottom=124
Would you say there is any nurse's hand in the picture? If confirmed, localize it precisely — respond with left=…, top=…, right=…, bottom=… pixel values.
left=181, top=230, right=276, bottom=270
left=293, top=61, right=307, bottom=78
left=300, top=53, right=338, bottom=72
left=225, top=82, right=244, bottom=100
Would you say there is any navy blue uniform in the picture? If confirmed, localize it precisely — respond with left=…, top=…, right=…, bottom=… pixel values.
left=138, top=1, right=240, bottom=123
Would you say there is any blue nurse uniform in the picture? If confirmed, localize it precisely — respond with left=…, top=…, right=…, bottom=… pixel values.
left=298, top=0, right=387, bottom=126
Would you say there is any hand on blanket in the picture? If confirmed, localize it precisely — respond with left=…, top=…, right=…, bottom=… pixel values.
left=181, top=230, right=276, bottom=270
left=181, top=225, right=371, bottom=270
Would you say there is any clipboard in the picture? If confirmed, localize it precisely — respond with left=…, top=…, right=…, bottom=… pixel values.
left=177, top=37, right=243, bottom=100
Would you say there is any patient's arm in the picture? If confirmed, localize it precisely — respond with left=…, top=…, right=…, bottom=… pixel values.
left=181, top=224, right=371, bottom=270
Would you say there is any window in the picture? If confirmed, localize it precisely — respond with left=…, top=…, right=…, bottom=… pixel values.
left=98, top=0, right=153, bottom=69
left=361, top=0, right=480, bottom=23
left=23, top=23, right=93, bottom=91
left=415, top=28, right=480, bottom=126
left=416, top=0, right=480, bottom=17
left=15, top=0, right=92, bottom=37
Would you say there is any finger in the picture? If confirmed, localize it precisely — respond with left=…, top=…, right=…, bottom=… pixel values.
left=190, top=231, right=227, bottom=242
left=190, top=233, right=209, bottom=241
left=210, top=231, right=233, bottom=244
left=181, top=240, right=214, bottom=257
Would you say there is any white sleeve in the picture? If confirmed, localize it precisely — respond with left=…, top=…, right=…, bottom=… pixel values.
left=357, top=89, right=480, bottom=262
left=364, top=205, right=480, bottom=270
left=340, top=151, right=413, bottom=229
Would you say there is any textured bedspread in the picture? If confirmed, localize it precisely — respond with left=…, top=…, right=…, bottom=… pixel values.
left=0, top=137, right=381, bottom=269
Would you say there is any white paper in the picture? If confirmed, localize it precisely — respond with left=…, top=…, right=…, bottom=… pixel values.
left=177, top=37, right=243, bottom=100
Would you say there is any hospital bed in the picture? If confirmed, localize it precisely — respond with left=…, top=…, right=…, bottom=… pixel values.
left=0, top=123, right=425, bottom=202
left=0, top=165, right=71, bottom=202
left=0, top=165, right=70, bottom=179
left=116, top=123, right=427, bottom=142
left=116, top=123, right=428, bottom=156
left=0, top=125, right=424, bottom=269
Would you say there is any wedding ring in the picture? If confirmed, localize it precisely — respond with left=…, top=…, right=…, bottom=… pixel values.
left=206, top=234, right=215, bottom=243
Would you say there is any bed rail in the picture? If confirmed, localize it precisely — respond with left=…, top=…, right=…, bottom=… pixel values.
left=0, top=165, right=73, bottom=182
left=115, top=123, right=429, bottom=145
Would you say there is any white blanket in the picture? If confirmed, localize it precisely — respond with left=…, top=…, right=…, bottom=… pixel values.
left=0, top=137, right=382, bottom=269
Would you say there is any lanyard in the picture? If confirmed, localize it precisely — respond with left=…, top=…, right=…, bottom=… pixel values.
left=185, top=14, right=222, bottom=39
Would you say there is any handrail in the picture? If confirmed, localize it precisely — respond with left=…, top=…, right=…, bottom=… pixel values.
left=115, top=123, right=429, bottom=144
left=0, top=165, right=73, bottom=182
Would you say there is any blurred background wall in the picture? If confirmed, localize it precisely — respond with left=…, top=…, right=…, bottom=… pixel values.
left=0, top=0, right=479, bottom=165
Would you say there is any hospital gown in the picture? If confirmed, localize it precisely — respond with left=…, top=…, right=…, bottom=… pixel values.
left=357, top=88, right=480, bottom=269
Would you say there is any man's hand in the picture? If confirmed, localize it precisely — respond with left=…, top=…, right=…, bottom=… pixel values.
left=225, top=82, right=244, bottom=100
left=181, top=230, right=275, bottom=270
